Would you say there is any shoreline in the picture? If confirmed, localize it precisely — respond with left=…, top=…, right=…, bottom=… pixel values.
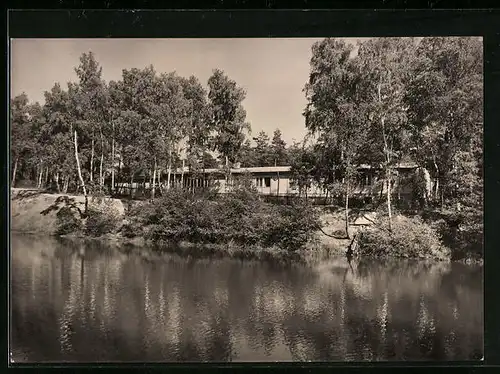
left=10, top=188, right=482, bottom=265
left=11, top=230, right=346, bottom=264
left=10, top=230, right=483, bottom=266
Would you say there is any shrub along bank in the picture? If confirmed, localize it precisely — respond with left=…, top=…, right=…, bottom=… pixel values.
left=42, top=187, right=478, bottom=261
left=54, top=194, right=124, bottom=237
left=422, top=207, right=483, bottom=261
left=353, top=203, right=483, bottom=261
left=121, top=186, right=322, bottom=252
left=356, top=215, right=451, bottom=261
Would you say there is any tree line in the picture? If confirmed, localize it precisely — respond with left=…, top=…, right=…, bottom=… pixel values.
left=11, top=37, right=483, bottom=236
left=10, top=53, right=301, bottom=207
left=288, top=37, right=482, bottom=237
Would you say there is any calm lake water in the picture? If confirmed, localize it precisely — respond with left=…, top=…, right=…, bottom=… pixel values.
left=10, top=234, right=483, bottom=363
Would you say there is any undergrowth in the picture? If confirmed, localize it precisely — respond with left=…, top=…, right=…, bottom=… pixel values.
left=123, top=186, right=321, bottom=252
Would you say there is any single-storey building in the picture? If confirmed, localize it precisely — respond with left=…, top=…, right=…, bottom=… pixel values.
left=163, top=162, right=422, bottom=200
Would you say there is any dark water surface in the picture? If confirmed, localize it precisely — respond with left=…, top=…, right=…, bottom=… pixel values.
left=10, top=234, right=483, bottom=363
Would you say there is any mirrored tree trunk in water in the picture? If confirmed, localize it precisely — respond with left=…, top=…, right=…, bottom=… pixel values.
left=10, top=235, right=483, bottom=363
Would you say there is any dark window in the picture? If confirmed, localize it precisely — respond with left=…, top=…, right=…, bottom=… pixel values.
left=264, top=177, right=271, bottom=187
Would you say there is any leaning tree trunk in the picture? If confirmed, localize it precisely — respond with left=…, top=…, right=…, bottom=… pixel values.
left=378, top=177, right=384, bottom=202
left=378, top=81, right=393, bottom=231
left=11, top=157, right=18, bottom=188
left=99, top=128, right=104, bottom=191
left=158, top=167, right=161, bottom=191
left=63, top=175, right=70, bottom=194
left=386, top=175, right=393, bottom=232
left=90, top=134, right=95, bottom=183
left=435, top=177, right=440, bottom=202
left=225, top=156, right=231, bottom=192
left=37, top=162, right=43, bottom=189
left=167, top=148, right=173, bottom=190
left=119, top=145, right=123, bottom=175
left=381, top=115, right=393, bottom=233
left=433, top=158, right=440, bottom=204
left=55, top=172, right=60, bottom=193
left=74, top=130, right=88, bottom=214
left=111, top=123, right=115, bottom=193
left=397, top=172, right=401, bottom=202
left=345, top=178, right=350, bottom=240
left=180, top=159, right=185, bottom=189
left=44, top=166, right=49, bottom=187
left=151, top=158, right=157, bottom=200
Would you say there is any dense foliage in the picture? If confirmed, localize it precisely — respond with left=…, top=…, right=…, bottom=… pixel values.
left=84, top=199, right=122, bottom=237
left=300, top=37, right=482, bottom=257
left=55, top=206, right=83, bottom=236
left=10, top=52, right=292, bottom=199
left=12, top=37, right=483, bottom=259
left=357, top=216, right=450, bottom=260
left=423, top=207, right=483, bottom=260
left=54, top=196, right=122, bottom=237
left=123, top=186, right=321, bottom=251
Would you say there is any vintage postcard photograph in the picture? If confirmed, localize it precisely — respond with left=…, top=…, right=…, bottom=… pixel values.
left=9, top=37, right=483, bottom=363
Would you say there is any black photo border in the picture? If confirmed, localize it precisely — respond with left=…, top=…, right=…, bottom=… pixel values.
left=3, top=3, right=499, bottom=372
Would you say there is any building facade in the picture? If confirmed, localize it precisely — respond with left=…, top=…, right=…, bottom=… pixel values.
left=165, top=163, right=421, bottom=200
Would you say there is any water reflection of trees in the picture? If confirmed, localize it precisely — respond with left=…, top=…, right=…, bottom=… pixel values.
left=11, top=235, right=483, bottom=362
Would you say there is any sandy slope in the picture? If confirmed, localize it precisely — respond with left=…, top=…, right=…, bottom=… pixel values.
left=10, top=188, right=126, bottom=235
left=9, top=188, right=354, bottom=252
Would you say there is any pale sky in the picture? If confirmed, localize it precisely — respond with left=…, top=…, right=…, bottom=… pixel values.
left=10, top=38, right=365, bottom=144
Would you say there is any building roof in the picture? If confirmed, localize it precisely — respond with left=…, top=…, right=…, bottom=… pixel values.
left=396, top=162, right=418, bottom=169
left=232, top=166, right=292, bottom=174
left=357, top=162, right=418, bottom=169
left=170, top=162, right=418, bottom=175
left=172, top=166, right=291, bottom=175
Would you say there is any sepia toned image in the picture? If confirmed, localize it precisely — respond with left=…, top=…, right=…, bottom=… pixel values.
left=10, top=37, right=483, bottom=363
